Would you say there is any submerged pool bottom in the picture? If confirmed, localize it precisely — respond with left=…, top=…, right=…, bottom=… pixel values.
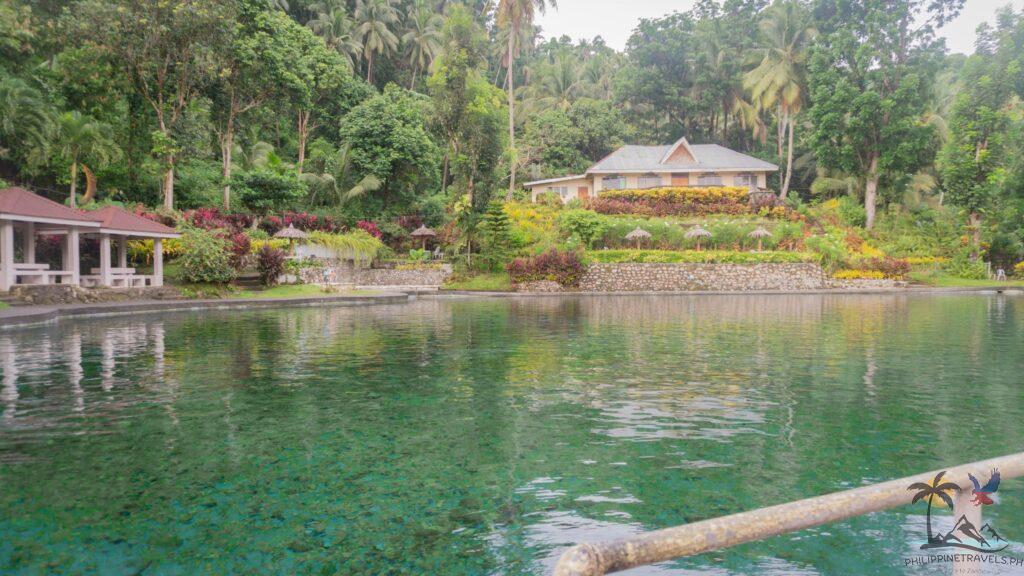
left=1, top=294, right=1023, bottom=575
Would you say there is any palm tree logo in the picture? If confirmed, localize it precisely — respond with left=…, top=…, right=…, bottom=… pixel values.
left=908, top=471, right=1009, bottom=552
left=908, top=471, right=961, bottom=545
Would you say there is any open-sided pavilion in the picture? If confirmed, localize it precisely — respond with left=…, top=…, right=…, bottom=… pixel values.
left=0, top=187, right=180, bottom=291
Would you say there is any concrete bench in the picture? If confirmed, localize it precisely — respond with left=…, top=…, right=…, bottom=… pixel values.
left=81, top=272, right=151, bottom=288
left=14, top=269, right=75, bottom=285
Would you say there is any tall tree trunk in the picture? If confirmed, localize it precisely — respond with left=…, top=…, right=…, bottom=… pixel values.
left=163, top=154, right=175, bottom=210
left=409, top=64, right=418, bottom=90
left=81, top=164, right=97, bottom=204
left=864, top=154, right=879, bottom=230
left=69, top=160, right=79, bottom=208
left=505, top=34, right=516, bottom=201
left=441, top=148, right=450, bottom=193
left=968, top=212, right=982, bottom=260
left=781, top=112, right=794, bottom=199
left=367, top=51, right=374, bottom=84
left=221, top=114, right=235, bottom=209
left=776, top=103, right=785, bottom=160
left=297, top=110, right=310, bottom=175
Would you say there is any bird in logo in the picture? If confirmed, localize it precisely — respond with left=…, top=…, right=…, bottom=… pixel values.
left=968, top=469, right=1000, bottom=506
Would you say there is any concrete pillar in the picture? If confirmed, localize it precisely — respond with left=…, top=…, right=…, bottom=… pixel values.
left=99, top=233, right=112, bottom=287
left=23, top=222, right=34, bottom=264
left=152, top=238, right=163, bottom=287
left=118, top=235, right=127, bottom=268
left=0, top=220, right=14, bottom=291
left=68, top=228, right=80, bottom=286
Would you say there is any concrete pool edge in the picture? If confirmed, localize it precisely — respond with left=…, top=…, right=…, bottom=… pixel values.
left=2, top=285, right=1021, bottom=330
left=0, top=292, right=413, bottom=330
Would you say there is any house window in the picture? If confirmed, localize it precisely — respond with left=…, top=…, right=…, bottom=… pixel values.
left=547, top=186, right=570, bottom=201
left=697, top=173, right=724, bottom=186
left=734, top=173, right=756, bottom=187
left=638, top=173, right=663, bottom=189
left=602, top=175, right=626, bottom=190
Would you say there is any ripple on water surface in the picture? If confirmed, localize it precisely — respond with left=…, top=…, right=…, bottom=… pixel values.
left=1, top=294, right=1024, bottom=575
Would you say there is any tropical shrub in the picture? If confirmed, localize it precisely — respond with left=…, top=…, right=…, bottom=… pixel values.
left=228, top=232, right=251, bottom=270
left=804, top=232, right=849, bottom=271
left=587, top=250, right=818, bottom=264
left=558, top=209, right=607, bottom=248
left=535, top=191, right=564, bottom=207
left=587, top=187, right=750, bottom=217
left=175, top=229, right=236, bottom=284
left=854, top=256, right=911, bottom=279
left=1015, top=261, right=1024, bottom=277
left=833, top=269, right=886, bottom=280
left=944, top=253, right=988, bottom=280
left=600, top=186, right=748, bottom=204
left=587, top=197, right=750, bottom=217
left=257, top=245, right=286, bottom=286
left=507, top=249, right=586, bottom=287
left=408, top=248, right=431, bottom=262
left=259, top=211, right=341, bottom=235
left=356, top=220, right=383, bottom=238
left=306, top=230, right=384, bottom=264
left=904, top=256, right=949, bottom=266
left=835, top=196, right=867, bottom=228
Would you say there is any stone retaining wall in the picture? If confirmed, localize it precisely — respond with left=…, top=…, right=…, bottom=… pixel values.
left=298, top=264, right=452, bottom=287
left=8, top=284, right=182, bottom=305
left=576, top=263, right=827, bottom=292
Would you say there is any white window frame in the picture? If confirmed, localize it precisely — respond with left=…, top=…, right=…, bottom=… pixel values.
left=602, top=175, right=626, bottom=190
left=734, top=173, right=756, bottom=187
left=638, top=173, right=663, bottom=189
left=697, top=173, right=724, bottom=186
left=547, top=186, right=571, bottom=201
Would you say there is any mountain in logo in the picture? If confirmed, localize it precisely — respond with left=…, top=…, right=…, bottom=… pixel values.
left=925, top=515, right=1009, bottom=552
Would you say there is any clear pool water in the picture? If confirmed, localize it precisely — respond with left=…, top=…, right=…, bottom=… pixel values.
left=1, top=294, right=1023, bottom=575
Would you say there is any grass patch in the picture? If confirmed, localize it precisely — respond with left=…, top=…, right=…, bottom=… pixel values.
left=909, top=270, right=1024, bottom=288
left=443, top=272, right=513, bottom=292
left=0, top=302, right=8, bottom=310
left=231, top=284, right=377, bottom=299
left=587, top=249, right=819, bottom=264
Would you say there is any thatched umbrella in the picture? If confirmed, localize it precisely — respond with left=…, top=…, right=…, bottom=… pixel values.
left=274, top=223, right=308, bottom=255
left=410, top=225, right=437, bottom=250
left=747, top=226, right=772, bottom=252
left=685, top=225, right=712, bottom=251
left=625, top=226, right=652, bottom=249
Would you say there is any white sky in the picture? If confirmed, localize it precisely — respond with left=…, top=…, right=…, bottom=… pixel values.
left=536, top=0, right=1024, bottom=55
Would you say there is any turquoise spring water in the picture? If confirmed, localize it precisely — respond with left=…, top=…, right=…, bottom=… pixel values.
left=1, top=294, right=1023, bottom=575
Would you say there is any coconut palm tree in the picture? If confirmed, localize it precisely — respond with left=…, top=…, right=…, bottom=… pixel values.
left=0, top=76, right=54, bottom=170
left=533, top=50, right=583, bottom=110
left=401, top=1, right=444, bottom=90
left=57, top=111, right=119, bottom=207
left=354, top=0, right=400, bottom=84
left=743, top=0, right=816, bottom=199
left=496, top=0, right=555, bottom=200
left=908, top=471, right=960, bottom=544
left=307, top=1, right=363, bottom=69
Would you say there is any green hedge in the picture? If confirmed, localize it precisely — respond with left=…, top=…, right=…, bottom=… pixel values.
left=587, top=249, right=820, bottom=264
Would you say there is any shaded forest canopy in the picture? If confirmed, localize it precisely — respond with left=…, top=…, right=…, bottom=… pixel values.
left=0, top=0, right=1023, bottom=264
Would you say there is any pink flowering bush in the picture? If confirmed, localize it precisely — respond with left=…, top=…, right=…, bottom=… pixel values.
left=356, top=220, right=382, bottom=239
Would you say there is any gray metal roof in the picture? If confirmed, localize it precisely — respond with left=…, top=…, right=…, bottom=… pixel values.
left=588, top=144, right=778, bottom=173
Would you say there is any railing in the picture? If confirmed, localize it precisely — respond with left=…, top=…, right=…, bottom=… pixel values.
left=553, top=452, right=1024, bottom=576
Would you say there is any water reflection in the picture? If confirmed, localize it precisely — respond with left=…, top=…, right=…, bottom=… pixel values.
left=0, top=294, right=1021, bottom=576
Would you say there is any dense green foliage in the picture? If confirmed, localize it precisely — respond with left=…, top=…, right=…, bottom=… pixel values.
left=1, top=0, right=1023, bottom=277
left=175, top=229, right=237, bottom=284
